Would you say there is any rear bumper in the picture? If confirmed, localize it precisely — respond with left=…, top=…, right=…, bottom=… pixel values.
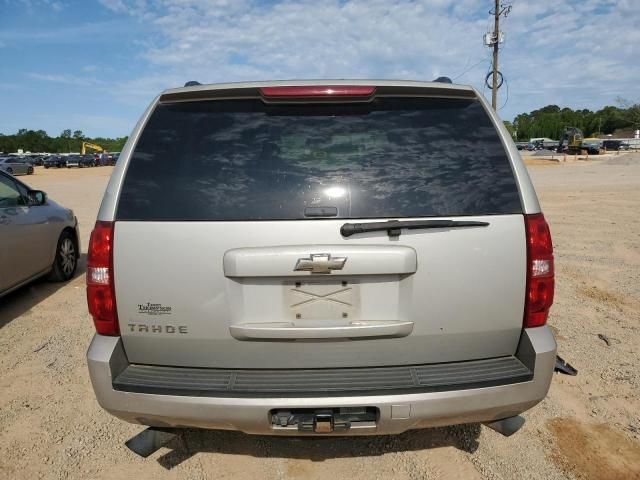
left=87, top=326, right=556, bottom=436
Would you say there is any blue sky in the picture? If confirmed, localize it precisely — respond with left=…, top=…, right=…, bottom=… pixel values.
left=0, top=0, right=638, bottom=138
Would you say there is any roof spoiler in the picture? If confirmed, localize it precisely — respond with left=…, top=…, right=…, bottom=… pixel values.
left=161, top=81, right=475, bottom=103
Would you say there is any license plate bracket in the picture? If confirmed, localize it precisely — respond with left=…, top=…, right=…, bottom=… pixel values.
left=285, top=280, right=360, bottom=321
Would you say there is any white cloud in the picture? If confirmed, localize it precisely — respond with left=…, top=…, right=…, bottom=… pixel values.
left=26, top=72, right=105, bottom=87
left=97, top=0, right=127, bottom=13
left=140, top=0, right=481, bottom=81
left=31, top=112, right=133, bottom=137
left=102, top=0, right=639, bottom=118
left=15, top=0, right=65, bottom=12
left=66, top=0, right=640, bottom=120
left=103, top=1, right=491, bottom=102
left=0, top=19, right=130, bottom=42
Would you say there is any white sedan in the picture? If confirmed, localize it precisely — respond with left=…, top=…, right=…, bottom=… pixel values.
left=0, top=170, right=80, bottom=297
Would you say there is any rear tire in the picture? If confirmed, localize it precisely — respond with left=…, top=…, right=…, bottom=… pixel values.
left=28, top=166, right=34, bottom=175
left=6, top=168, right=12, bottom=174
left=48, top=231, right=78, bottom=282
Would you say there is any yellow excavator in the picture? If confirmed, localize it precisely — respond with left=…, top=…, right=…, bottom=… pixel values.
left=81, top=142, right=104, bottom=155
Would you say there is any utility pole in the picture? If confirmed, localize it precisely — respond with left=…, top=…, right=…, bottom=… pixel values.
left=491, top=0, right=500, bottom=110
left=485, top=2, right=511, bottom=110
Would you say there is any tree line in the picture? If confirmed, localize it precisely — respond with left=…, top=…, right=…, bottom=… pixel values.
left=504, top=99, right=640, bottom=141
left=0, top=129, right=128, bottom=154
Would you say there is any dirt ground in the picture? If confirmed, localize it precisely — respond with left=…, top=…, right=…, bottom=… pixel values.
left=1, top=156, right=639, bottom=480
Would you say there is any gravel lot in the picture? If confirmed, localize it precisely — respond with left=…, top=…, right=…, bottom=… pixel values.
left=1, top=156, right=639, bottom=479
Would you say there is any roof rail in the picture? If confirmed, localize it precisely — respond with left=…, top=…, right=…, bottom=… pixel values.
left=184, top=81, right=201, bottom=87
left=433, top=77, right=452, bottom=84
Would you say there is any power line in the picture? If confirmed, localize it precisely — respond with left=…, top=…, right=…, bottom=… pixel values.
left=498, top=76, right=509, bottom=110
left=482, top=57, right=493, bottom=99
left=452, top=53, right=492, bottom=81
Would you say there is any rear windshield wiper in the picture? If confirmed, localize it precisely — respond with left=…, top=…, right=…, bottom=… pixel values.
left=340, top=219, right=490, bottom=238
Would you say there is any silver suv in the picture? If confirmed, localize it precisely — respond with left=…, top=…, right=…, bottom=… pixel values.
left=86, top=80, right=556, bottom=436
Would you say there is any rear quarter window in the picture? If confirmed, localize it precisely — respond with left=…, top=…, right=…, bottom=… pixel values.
left=116, top=96, right=521, bottom=221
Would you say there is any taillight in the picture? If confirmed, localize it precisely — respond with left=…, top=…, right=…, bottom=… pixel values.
left=86, top=221, right=119, bottom=335
left=259, top=85, right=376, bottom=97
left=524, top=214, right=554, bottom=328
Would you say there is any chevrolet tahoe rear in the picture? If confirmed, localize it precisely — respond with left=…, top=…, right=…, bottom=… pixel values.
left=86, top=80, right=556, bottom=436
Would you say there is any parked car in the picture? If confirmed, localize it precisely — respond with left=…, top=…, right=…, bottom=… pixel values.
left=602, top=140, right=629, bottom=151
left=0, top=170, right=80, bottom=297
left=16, top=156, right=35, bottom=167
left=109, top=152, right=120, bottom=165
left=19, top=155, right=45, bottom=166
left=43, top=155, right=67, bottom=168
left=531, top=140, right=559, bottom=151
left=14, top=157, right=37, bottom=174
left=581, top=138, right=601, bottom=154
left=87, top=80, right=556, bottom=438
left=66, top=155, right=96, bottom=168
left=65, top=156, right=81, bottom=168
left=0, top=157, right=33, bottom=175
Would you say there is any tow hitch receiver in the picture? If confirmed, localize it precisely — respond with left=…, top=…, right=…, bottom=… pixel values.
left=271, top=407, right=378, bottom=433
left=313, top=412, right=335, bottom=433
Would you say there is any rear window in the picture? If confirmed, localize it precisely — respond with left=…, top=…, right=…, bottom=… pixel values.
left=117, top=96, right=521, bottom=221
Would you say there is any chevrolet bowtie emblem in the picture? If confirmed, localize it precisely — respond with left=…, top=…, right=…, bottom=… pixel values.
left=294, top=253, right=347, bottom=274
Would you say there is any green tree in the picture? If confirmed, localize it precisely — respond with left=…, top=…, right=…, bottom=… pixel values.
left=0, top=128, right=127, bottom=154
left=616, top=97, right=640, bottom=129
left=72, top=130, right=84, bottom=151
left=510, top=103, right=637, bottom=140
left=503, top=120, right=516, bottom=139
left=60, top=129, right=71, bottom=152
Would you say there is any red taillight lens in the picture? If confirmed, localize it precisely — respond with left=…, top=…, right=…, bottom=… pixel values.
left=86, top=221, right=119, bottom=335
left=259, top=85, right=376, bottom=97
left=524, top=214, right=554, bottom=328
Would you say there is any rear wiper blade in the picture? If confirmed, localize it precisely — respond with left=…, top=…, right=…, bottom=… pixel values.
left=340, top=219, right=490, bottom=238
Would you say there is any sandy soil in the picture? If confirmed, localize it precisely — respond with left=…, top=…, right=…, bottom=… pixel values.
left=1, top=156, right=639, bottom=479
